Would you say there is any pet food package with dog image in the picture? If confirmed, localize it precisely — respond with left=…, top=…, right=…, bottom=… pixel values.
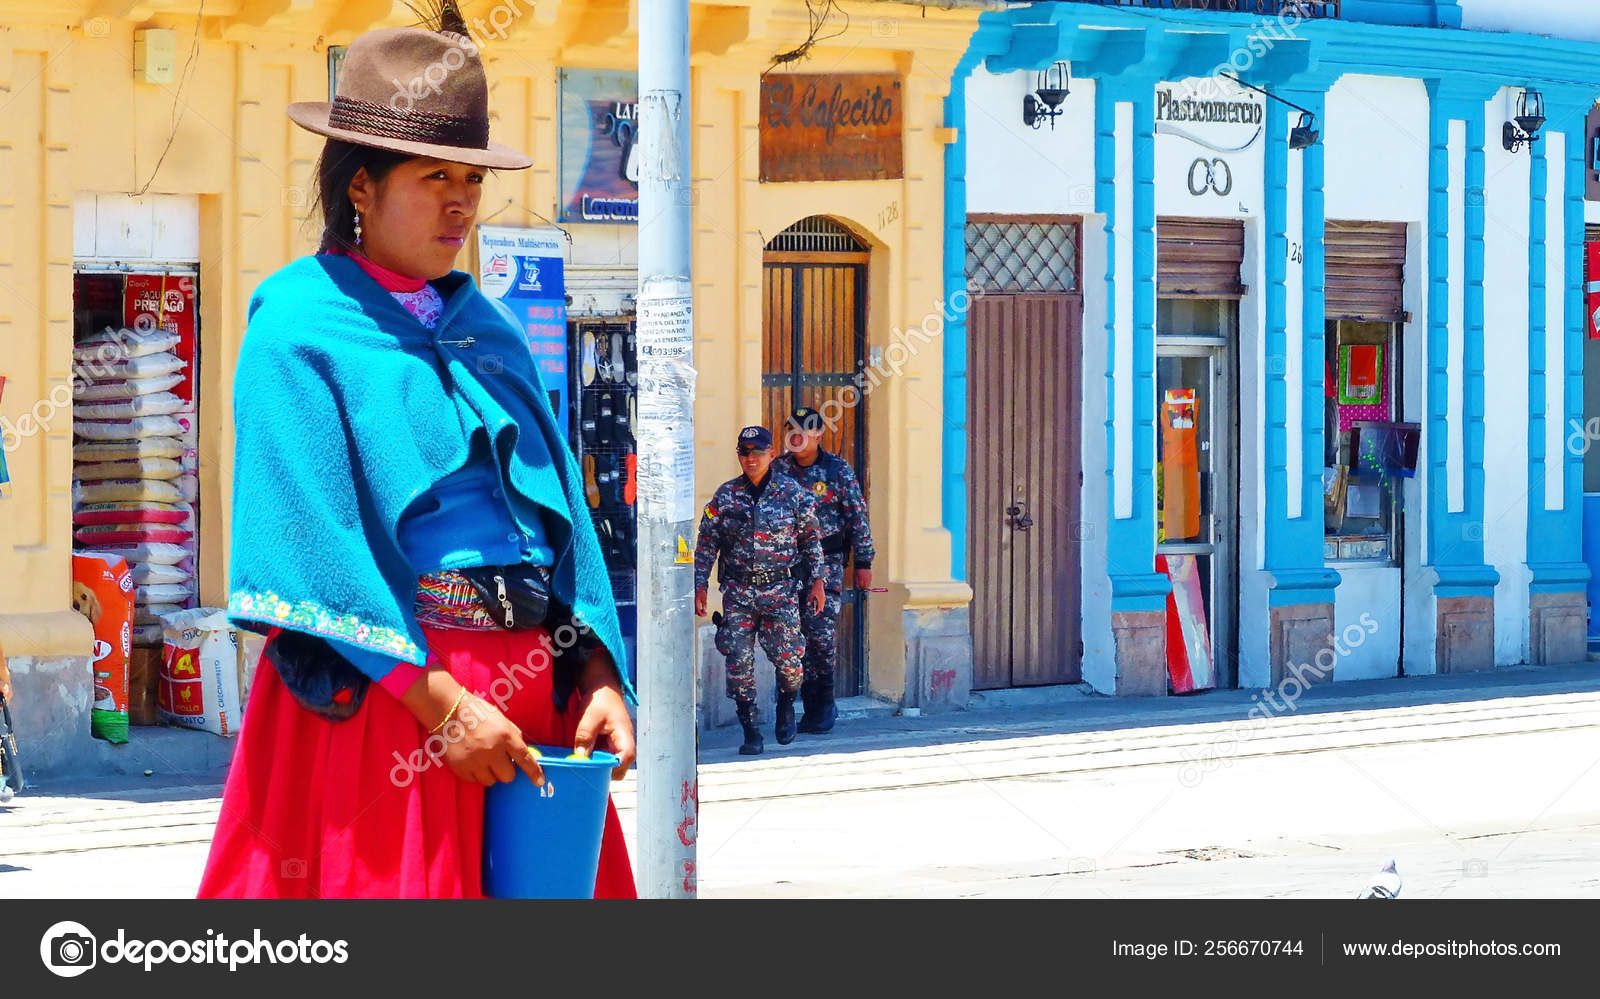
left=71, top=552, right=135, bottom=744
left=158, top=608, right=241, bottom=737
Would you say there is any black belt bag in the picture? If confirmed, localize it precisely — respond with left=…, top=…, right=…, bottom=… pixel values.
left=821, top=533, right=848, bottom=557
left=459, top=564, right=552, bottom=631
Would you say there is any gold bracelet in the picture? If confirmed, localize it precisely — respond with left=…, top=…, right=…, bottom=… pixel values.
left=428, top=687, right=469, bottom=735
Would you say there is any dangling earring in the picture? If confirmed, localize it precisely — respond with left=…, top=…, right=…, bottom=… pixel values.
left=353, top=210, right=362, bottom=246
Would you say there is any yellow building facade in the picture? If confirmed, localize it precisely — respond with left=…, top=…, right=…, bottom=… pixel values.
left=0, top=0, right=987, bottom=773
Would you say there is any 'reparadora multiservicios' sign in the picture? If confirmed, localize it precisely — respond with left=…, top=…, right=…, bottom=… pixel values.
left=759, top=73, right=903, bottom=183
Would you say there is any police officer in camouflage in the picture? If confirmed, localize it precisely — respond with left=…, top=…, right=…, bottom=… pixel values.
left=695, top=426, right=826, bottom=755
left=775, top=407, right=875, bottom=735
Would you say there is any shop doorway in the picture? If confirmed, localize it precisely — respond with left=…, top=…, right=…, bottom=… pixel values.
left=965, top=216, right=1083, bottom=688
left=1156, top=219, right=1246, bottom=689
left=71, top=266, right=202, bottom=649
left=761, top=216, right=869, bottom=697
left=1155, top=326, right=1238, bottom=689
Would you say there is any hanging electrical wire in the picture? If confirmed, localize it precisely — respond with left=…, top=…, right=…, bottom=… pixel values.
left=133, top=1, right=204, bottom=196
left=765, top=0, right=850, bottom=76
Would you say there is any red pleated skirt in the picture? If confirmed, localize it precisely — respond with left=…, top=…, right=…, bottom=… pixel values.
left=197, top=625, right=636, bottom=899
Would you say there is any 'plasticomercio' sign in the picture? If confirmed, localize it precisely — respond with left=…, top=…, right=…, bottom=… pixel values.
left=759, top=73, right=903, bottom=183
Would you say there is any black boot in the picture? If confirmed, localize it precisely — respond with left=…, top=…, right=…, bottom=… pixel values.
left=735, top=700, right=763, bottom=756
left=797, top=679, right=819, bottom=733
left=809, top=672, right=837, bottom=734
left=775, top=689, right=798, bottom=745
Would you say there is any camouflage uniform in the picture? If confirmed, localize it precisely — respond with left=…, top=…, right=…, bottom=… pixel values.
left=694, top=471, right=825, bottom=702
left=773, top=449, right=875, bottom=703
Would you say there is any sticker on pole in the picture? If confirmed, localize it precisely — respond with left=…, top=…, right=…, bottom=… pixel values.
left=676, top=536, right=694, bottom=564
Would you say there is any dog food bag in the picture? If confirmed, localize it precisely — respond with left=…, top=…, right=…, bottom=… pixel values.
left=71, top=552, right=135, bottom=744
left=158, top=608, right=242, bottom=737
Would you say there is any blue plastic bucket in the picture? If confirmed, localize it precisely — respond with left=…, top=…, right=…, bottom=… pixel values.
left=483, top=746, right=618, bottom=899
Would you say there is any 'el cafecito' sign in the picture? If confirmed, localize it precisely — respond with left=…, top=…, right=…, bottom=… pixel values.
left=759, top=73, right=903, bottom=183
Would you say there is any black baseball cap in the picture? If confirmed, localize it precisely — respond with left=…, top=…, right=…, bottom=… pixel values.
left=737, top=426, right=772, bottom=452
left=786, top=406, right=823, bottom=432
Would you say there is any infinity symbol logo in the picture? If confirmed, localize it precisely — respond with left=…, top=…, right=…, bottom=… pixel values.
left=1188, top=157, right=1233, bottom=197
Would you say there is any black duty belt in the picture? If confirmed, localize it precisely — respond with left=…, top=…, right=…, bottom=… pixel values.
left=732, top=566, right=799, bottom=587
left=821, top=533, right=848, bottom=557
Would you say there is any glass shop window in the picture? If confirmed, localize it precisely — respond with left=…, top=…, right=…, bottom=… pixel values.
left=1323, top=320, right=1416, bottom=564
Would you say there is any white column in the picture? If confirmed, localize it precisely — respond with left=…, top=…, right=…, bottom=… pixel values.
left=1114, top=100, right=1135, bottom=520
left=1285, top=111, right=1305, bottom=520
left=1544, top=130, right=1567, bottom=512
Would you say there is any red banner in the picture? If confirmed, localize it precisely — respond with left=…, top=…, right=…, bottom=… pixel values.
left=123, top=274, right=196, bottom=407
left=1588, top=242, right=1600, bottom=340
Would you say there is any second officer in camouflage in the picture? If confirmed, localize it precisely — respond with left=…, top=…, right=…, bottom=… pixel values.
left=775, top=407, right=875, bottom=735
left=695, top=426, right=825, bottom=755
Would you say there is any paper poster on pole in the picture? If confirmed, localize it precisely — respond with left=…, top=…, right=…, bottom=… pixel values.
left=637, top=292, right=696, bottom=524
left=477, top=226, right=569, bottom=428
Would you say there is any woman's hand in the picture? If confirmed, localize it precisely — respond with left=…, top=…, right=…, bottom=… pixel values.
left=401, top=672, right=543, bottom=787
left=573, top=651, right=636, bottom=781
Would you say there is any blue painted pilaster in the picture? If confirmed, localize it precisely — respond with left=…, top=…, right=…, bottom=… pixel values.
left=1526, top=96, right=1593, bottom=594
left=1270, top=87, right=1341, bottom=606
left=1425, top=83, right=1500, bottom=598
left=1100, top=79, right=1169, bottom=613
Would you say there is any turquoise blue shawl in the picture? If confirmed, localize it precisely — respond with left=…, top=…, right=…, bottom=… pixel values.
left=228, top=254, right=632, bottom=699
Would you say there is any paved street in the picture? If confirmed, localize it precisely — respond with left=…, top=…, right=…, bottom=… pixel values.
left=6, top=665, right=1600, bottom=899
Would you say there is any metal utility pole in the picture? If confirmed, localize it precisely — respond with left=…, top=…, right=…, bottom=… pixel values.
left=635, top=0, right=697, bottom=898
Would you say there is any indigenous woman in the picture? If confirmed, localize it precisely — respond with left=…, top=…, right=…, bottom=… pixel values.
left=199, top=9, right=636, bottom=898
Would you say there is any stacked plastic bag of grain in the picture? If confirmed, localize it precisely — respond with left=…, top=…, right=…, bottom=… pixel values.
left=72, top=326, right=199, bottom=646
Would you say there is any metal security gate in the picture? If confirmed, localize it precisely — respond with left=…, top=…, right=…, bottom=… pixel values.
left=966, top=216, right=1083, bottom=688
left=762, top=217, right=869, bottom=696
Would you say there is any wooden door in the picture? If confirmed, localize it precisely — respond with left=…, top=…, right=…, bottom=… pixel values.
left=968, top=292, right=1083, bottom=688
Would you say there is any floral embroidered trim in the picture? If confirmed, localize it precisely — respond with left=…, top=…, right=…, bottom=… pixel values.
left=229, top=590, right=423, bottom=663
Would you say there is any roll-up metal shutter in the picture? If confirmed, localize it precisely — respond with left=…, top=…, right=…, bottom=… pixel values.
left=1157, top=218, right=1246, bottom=299
left=1325, top=220, right=1407, bottom=322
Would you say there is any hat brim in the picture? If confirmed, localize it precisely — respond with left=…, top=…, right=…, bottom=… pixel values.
left=287, top=101, right=533, bottom=170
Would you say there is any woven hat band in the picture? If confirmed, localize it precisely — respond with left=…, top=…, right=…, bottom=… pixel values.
left=328, top=96, right=489, bottom=149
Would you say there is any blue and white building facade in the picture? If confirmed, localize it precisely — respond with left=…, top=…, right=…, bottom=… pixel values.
left=944, top=0, right=1600, bottom=695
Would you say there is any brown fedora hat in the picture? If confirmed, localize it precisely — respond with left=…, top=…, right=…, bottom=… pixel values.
left=288, top=27, right=531, bottom=170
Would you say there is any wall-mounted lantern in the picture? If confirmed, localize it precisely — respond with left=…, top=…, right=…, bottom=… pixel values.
left=1022, top=61, right=1070, bottom=130
left=1503, top=88, right=1546, bottom=153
